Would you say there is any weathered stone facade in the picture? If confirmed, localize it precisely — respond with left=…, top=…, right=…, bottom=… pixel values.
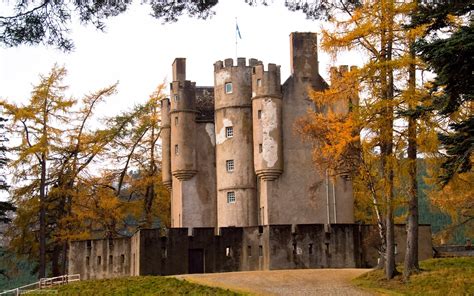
left=164, top=32, right=354, bottom=229
left=68, top=224, right=433, bottom=279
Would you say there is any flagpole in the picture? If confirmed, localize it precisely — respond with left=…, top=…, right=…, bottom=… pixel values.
left=235, top=17, right=238, bottom=61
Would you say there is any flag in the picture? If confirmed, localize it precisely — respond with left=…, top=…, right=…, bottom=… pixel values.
left=236, top=23, right=242, bottom=39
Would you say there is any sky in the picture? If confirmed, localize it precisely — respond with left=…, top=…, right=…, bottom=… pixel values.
left=0, top=0, right=363, bottom=115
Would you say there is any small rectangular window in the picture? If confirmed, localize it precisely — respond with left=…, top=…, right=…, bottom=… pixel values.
left=162, top=246, right=167, bottom=259
left=225, top=82, right=233, bottom=94
left=175, top=116, right=178, bottom=126
left=109, top=255, right=113, bottom=265
left=227, top=191, right=236, bottom=203
left=175, top=144, right=179, bottom=155
left=248, top=246, right=252, bottom=257
left=225, top=247, right=232, bottom=257
left=257, top=110, right=262, bottom=119
left=121, top=254, right=125, bottom=264
left=257, top=79, right=262, bottom=87
left=259, top=144, right=263, bottom=153
left=259, top=245, right=263, bottom=257
left=174, top=94, right=179, bottom=102
left=225, top=126, right=233, bottom=138
left=309, top=243, right=313, bottom=255
left=86, top=256, right=90, bottom=266
left=97, top=256, right=102, bottom=265
left=226, top=160, right=234, bottom=172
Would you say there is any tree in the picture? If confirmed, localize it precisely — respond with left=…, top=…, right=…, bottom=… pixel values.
left=413, top=1, right=474, bottom=244
left=2, top=65, right=75, bottom=278
left=107, top=84, right=170, bottom=228
left=1, top=65, right=122, bottom=277
left=0, top=115, right=15, bottom=224
left=295, top=0, right=436, bottom=279
left=0, top=1, right=218, bottom=51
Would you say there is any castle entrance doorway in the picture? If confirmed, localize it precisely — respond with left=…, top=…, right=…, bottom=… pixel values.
left=188, top=248, right=204, bottom=273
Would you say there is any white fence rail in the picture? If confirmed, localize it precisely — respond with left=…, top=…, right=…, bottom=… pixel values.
left=0, top=274, right=80, bottom=295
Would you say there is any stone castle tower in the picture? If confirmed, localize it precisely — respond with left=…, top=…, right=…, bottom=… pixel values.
left=68, top=32, right=434, bottom=280
left=161, top=32, right=355, bottom=228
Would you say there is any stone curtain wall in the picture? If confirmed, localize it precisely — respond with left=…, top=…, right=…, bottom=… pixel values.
left=69, top=224, right=433, bottom=279
left=68, top=237, right=131, bottom=280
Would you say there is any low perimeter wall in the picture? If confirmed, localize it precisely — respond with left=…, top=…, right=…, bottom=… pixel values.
left=68, top=224, right=432, bottom=279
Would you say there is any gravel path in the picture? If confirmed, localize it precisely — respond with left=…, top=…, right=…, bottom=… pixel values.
left=174, top=269, right=373, bottom=295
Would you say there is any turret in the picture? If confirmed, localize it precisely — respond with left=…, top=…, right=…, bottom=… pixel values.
left=214, top=58, right=258, bottom=227
left=160, top=98, right=172, bottom=190
left=170, top=58, right=197, bottom=181
left=252, top=63, right=283, bottom=180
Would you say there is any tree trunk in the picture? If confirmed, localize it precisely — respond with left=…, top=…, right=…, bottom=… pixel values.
left=39, top=155, right=47, bottom=278
left=382, top=0, right=397, bottom=280
left=404, top=42, right=419, bottom=280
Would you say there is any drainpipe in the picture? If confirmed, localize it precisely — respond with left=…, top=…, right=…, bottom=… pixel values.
left=326, top=169, right=330, bottom=225
left=332, top=180, right=337, bottom=223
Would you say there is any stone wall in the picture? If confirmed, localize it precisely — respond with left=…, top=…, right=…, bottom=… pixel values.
left=68, top=237, right=131, bottom=280
left=69, top=224, right=432, bottom=279
left=358, top=224, right=433, bottom=267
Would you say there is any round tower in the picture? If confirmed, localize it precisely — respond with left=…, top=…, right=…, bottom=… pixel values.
left=160, top=98, right=172, bottom=190
left=170, top=59, right=197, bottom=181
left=214, top=57, right=258, bottom=227
left=252, top=63, right=283, bottom=180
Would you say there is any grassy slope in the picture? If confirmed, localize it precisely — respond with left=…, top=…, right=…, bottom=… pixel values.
left=354, top=257, right=474, bottom=295
left=36, top=276, right=247, bottom=296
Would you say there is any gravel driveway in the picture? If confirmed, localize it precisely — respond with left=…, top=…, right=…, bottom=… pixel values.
left=174, top=269, right=373, bottom=295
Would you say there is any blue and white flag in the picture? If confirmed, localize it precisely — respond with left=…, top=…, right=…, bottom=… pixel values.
left=236, top=23, right=242, bottom=39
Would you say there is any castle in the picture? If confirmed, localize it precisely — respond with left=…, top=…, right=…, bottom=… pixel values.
left=162, top=32, right=354, bottom=229
left=68, top=33, right=432, bottom=279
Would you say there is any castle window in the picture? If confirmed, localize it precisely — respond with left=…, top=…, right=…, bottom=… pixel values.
left=225, top=247, right=232, bottom=257
left=97, top=256, right=102, bottom=265
left=86, top=256, right=90, bottom=266
left=120, top=254, right=125, bottom=264
left=227, top=191, right=236, bottom=203
left=174, top=94, right=179, bottom=102
left=175, top=116, right=178, bottom=126
left=309, top=243, right=313, bottom=255
left=109, top=255, right=113, bottom=265
left=259, top=144, right=263, bottom=153
left=259, top=245, right=263, bottom=257
left=226, top=126, right=233, bottom=138
left=257, top=79, right=262, bottom=87
left=248, top=245, right=252, bottom=257
left=258, top=110, right=262, bottom=119
left=175, top=144, right=179, bottom=155
left=225, top=82, right=233, bottom=94
left=226, top=160, right=234, bottom=172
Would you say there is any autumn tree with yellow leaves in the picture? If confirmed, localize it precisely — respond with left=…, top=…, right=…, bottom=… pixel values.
left=2, top=66, right=170, bottom=277
left=296, top=0, right=432, bottom=279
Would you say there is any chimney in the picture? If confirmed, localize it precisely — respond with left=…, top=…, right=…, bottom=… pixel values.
left=172, top=58, right=186, bottom=82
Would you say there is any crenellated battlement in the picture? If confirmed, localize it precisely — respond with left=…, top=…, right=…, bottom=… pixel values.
left=329, top=65, right=358, bottom=85
left=170, top=80, right=196, bottom=90
left=251, top=62, right=282, bottom=100
left=214, top=57, right=261, bottom=71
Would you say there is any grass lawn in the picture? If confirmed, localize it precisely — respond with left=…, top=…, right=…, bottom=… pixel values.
left=30, top=276, right=246, bottom=296
left=354, top=257, right=474, bottom=295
